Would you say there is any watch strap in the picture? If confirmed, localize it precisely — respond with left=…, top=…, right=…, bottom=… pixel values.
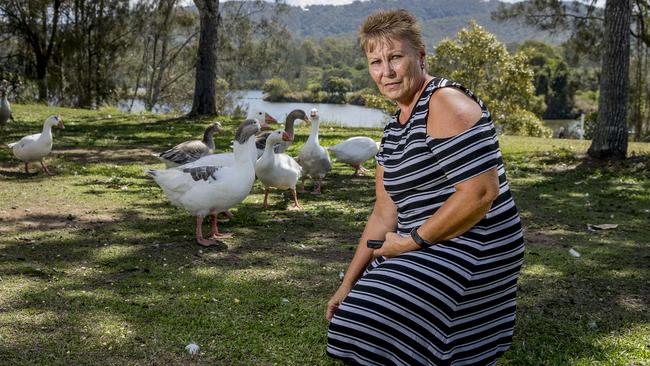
left=410, top=227, right=433, bottom=248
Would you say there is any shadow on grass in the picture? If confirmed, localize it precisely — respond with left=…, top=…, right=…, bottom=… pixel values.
left=501, top=151, right=650, bottom=364
left=1, top=112, right=648, bottom=364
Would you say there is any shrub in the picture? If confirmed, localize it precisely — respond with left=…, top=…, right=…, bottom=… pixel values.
left=495, top=108, right=552, bottom=137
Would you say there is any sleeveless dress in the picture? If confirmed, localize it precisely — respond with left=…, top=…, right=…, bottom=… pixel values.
left=326, top=78, right=525, bottom=366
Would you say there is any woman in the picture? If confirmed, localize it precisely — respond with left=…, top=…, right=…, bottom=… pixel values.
left=325, top=9, right=525, bottom=366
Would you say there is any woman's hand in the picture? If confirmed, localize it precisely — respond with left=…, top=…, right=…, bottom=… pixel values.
left=373, top=232, right=420, bottom=258
left=325, top=284, right=352, bottom=322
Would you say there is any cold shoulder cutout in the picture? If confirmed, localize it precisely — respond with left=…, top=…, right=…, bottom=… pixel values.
left=427, top=86, right=483, bottom=140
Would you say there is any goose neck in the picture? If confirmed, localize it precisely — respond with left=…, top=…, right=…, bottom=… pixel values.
left=307, top=119, right=320, bottom=145
left=284, top=116, right=297, bottom=138
left=41, top=122, right=54, bottom=139
left=203, top=130, right=215, bottom=150
left=234, top=136, right=255, bottom=167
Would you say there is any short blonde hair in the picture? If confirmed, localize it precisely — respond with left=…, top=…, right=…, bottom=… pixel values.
left=359, top=9, right=425, bottom=54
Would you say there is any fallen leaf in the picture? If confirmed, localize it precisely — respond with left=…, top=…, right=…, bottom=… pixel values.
left=588, top=224, right=618, bottom=230
left=569, top=248, right=581, bottom=258
left=185, top=343, right=199, bottom=355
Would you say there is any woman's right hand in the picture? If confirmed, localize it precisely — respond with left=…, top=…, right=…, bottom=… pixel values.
left=325, top=284, right=352, bottom=322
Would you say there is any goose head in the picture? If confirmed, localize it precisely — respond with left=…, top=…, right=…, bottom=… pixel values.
left=248, top=108, right=277, bottom=130
left=285, top=109, right=310, bottom=127
left=207, top=122, right=223, bottom=134
left=265, top=129, right=291, bottom=145
left=46, top=115, right=65, bottom=129
left=235, top=118, right=262, bottom=144
left=309, top=108, right=319, bottom=123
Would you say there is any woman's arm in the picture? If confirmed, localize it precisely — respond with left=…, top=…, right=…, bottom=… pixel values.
left=326, top=165, right=397, bottom=321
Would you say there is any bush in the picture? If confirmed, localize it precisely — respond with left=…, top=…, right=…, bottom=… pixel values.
left=262, top=78, right=290, bottom=101
left=495, top=108, right=552, bottom=137
left=363, top=94, right=397, bottom=115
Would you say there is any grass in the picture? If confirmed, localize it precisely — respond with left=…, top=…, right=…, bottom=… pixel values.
left=0, top=104, right=648, bottom=365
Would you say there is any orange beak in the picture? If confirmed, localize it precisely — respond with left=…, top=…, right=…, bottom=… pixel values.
left=265, top=113, right=278, bottom=124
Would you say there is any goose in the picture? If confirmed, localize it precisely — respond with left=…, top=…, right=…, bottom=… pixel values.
left=180, top=121, right=260, bottom=169
left=298, top=108, right=331, bottom=194
left=0, top=86, right=14, bottom=128
left=248, top=107, right=278, bottom=127
left=146, top=119, right=261, bottom=246
left=327, top=137, right=379, bottom=176
left=173, top=119, right=260, bottom=220
left=255, top=109, right=309, bottom=158
left=8, top=115, right=64, bottom=175
left=255, top=130, right=303, bottom=210
left=156, top=122, right=223, bottom=167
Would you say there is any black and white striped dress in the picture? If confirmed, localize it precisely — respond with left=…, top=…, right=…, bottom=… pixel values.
left=327, top=78, right=525, bottom=366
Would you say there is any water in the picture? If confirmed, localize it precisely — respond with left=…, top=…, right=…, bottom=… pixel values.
left=117, top=99, right=190, bottom=115
left=542, top=118, right=584, bottom=139
left=117, top=93, right=582, bottom=136
left=117, top=90, right=390, bottom=129
left=235, top=90, right=390, bottom=129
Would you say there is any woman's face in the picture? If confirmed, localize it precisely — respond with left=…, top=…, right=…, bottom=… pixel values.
left=366, top=37, right=425, bottom=105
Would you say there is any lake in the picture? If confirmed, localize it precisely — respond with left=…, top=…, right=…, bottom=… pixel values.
left=118, top=90, right=391, bottom=129
left=235, top=90, right=391, bottom=128
left=117, top=92, right=580, bottom=135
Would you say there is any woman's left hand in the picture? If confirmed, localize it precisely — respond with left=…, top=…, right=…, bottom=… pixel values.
left=373, top=232, right=420, bottom=258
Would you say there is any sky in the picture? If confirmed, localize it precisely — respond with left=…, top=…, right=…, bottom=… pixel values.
left=284, top=0, right=517, bottom=6
left=176, top=0, right=605, bottom=9
left=283, top=0, right=605, bottom=7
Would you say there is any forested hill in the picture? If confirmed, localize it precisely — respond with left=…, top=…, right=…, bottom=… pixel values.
left=272, top=0, right=566, bottom=47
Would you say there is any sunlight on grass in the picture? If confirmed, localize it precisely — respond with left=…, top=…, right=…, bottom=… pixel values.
left=1, top=105, right=648, bottom=365
left=523, top=263, right=564, bottom=278
left=81, top=310, right=135, bottom=346
left=92, top=245, right=141, bottom=262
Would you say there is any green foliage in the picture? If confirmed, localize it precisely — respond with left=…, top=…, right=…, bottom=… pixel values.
left=429, top=21, right=549, bottom=137
left=362, top=93, right=397, bottom=115
left=518, top=41, right=578, bottom=119
left=262, top=78, right=291, bottom=101
left=497, top=108, right=552, bottom=137
left=322, top=76, right=352, bottom=103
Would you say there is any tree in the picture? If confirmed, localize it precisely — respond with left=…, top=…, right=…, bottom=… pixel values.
left=588, top=0, right=631, bottom=158
left=189, top=0, right=220, bottom=116
left=188, top=0, right=290, bottom=116
left=262, top=77, right=289, bottom=101
left=127, top=0, right=198, bottom=112
left=0, top=0, right=63, bottom=102
left=428, top=21, right=549, bottom=137
left=493, top=0, right=645, bottom=158
left=55, top=0, right=133, bottom=108
left=519, top=41, right=577, bottom=119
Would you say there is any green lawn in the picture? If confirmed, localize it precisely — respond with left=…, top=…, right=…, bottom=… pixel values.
left=0, top=104, right=648, bottom=365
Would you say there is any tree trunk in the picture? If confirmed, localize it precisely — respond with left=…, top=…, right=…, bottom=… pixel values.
left=189, top=0, right=220, bottom=117
left=35, top=56, right=48, bottom=103
left=588, top=0, right=631, bottom=159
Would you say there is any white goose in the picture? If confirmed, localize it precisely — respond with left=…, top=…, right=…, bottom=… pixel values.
left=146, top=119, right=261, bottom=246
left=255, top=109, right=309, bottom=158
left=156, top=122, right=223, bottom=167
left=298, top=108, right=331, bottom=194
left=255, top=130, right=303, bottom=210
left=248, top=107, right=278, bottom=128
left=8, top=115, right=64, bottom=175
left=328, top=137, right=379, bottom=176
left=0, top=85, right=14, bottom=129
